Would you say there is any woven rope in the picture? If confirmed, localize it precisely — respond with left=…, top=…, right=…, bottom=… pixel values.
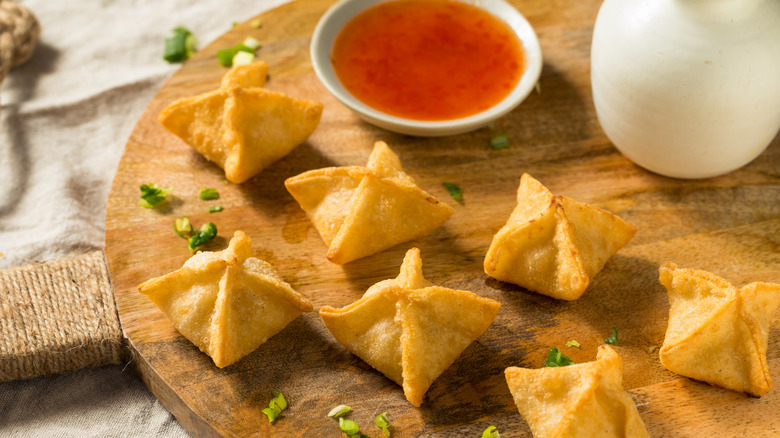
left=0, top=0, right=39, bottom=87
left=0, top=251, right=125, bottom=382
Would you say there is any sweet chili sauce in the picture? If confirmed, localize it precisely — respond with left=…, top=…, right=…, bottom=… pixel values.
left=331, top=0, right=525, bottom=121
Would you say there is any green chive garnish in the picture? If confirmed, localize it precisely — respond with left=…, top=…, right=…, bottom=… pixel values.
left=217, top=43, right=255, bottom=67
left=232, top=51, right=255, bottom=66
left=328, top=405, right=352, bottom=418
left=565, top=340, right=581, bottom=348
left=604, top=326, right=618, bottom=345
left=489, top=134, right=510, bottom=150
left=339, top=417, right=361, bottom=436
left=243, top=37, right=261, bottom=50
left=375, top=412, right=390, bottom=436
left=139, top=184, right=172, bottom=208
left=261, top=391, right=287, bottom=423
left=173, top=217, right=193, bottom=239
left=208, top=206, right=223, bottom=213
left=188, top=222, right=217, bottom=250
left=544, top=347, right=575, bottom=367
left=443, top=182, right=462, bottom=202
left=199, top=188, right=219, bottom=200
left=481, top=426, right=500, bottom=438
left=163, top=26, right=197, bottom=63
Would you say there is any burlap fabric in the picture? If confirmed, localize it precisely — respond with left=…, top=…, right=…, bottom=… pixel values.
left=0, top=250, right=124, bottom=381
left=0, top=0, right=39, bottom=89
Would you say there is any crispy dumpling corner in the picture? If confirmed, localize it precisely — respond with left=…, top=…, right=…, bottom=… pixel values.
left=505, top=345, right=649, bottom=438
left=659, top=262, right=780, bottom=396
left=320, top=248, right=500, bottom=406
left=220, top=61, right=269, bottom=88
left=158, top=61, right=322, bottom=184
left=138, top=231, right=313, bottom=368
left=285, top=142, right=454, bottom=264
left=484, top=173, right=636, bottom=300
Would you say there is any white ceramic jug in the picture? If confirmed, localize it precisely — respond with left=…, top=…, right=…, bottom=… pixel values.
left=591, top=0, right=780, bottom=179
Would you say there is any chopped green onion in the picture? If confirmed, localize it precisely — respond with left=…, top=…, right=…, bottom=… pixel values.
left=375, top=412, right=390, bottom=436
left=273, top=391, right=287, bottom=410
left=544, top=347, right=575, bottom=368
left=489, top=134, right=510, bottom=150
left=443, top=182, right=462, bottom=202
left=243, top=37, right=261, bottom=50
left=647, top=345, right=658, bottom=354
left=208, top=206, right=224, bottom=213
left=250, top=20, right=262, bottom=28
left=233, top=50, right=255, bottom=66
left=232, top=21, right=238, bottom=27
left=173, top=217, right=193, bottom=238
left=199, top=188, right=220, bottom=200
left=219, top=178, right=229, bottom=184
left=164, top=26, right=197, bottom=63
left=217, top=48, right=236, bottom=67
left=139, top=184, right=172, bottom=208
left=188, top=222, right=217, bottom=250
left=604, top=326, right=618, bottom=345
left=481, top=426, right=500, bottom=438
left=262, top=391, right=287, bottom=423
left=217, top=43, right=255, bottom=67
left=565, top=340, right=581, bottom=348
left=328, top=405, right=352, bottom=418
left=262, top=404, right=281, bottom=423
left=339, top=417, right=361, bottom=436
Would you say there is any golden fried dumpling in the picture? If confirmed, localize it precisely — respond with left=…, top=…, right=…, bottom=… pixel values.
left=484, top=173, right=636, bottom=300
left=285, top=141, right=454, bottom=264
left=158, top=61, right=322, bottom=183
left=138, top=231, right=313, bottom=368
left=320, top=248, right=500, bottom=406
left=220, top=61, right=268, bottom=88
left=659, top=262, right=780, bottom=396
left=505, top=345, right=649, bottom=438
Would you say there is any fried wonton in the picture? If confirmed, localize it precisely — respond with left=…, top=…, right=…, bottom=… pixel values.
left=138, top=231, right=313, bottom=368
left=285, top=141, right=454, bottom=264
left=484, top=173, right=636, bottom=300
left=220, top=61, right=268, bottom=88
left=505, top=345, right=649, bottom=438
left=158, top=61, right=322, bottom=183
left=320, top=248, right=500, bottom=406
left=659, top=262, right=780, bottom=396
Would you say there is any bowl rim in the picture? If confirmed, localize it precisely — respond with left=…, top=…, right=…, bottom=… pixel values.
left=310, top=0, right=543, bottom=137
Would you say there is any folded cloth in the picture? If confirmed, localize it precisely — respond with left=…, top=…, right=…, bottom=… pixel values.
left=0, top=0, right=287, bottom=436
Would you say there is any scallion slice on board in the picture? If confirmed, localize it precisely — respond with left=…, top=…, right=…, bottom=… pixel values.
left=188, top=222, right=217, bottom=250
left=164, top=26, right=197, bottom=63
left=543, top=346, right=575, bottom=367
left=490, top=134, right=510, bottom=149
left=328, top=405, right=352, bottom=418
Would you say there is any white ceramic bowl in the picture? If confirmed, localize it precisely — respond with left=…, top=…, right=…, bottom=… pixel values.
left=310, top=0, right=543, bottom=137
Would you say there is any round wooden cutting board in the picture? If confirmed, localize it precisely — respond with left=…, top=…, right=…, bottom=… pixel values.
left=104, top=0, right=780, bottom=436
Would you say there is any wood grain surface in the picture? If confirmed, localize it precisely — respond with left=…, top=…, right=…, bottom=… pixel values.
left=103, top=0, right=780, bottom=436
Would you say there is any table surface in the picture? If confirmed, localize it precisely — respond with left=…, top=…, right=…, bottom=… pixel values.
left=103, top=0, right=780, bottom=437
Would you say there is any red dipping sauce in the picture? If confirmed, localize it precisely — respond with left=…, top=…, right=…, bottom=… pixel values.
left=331, top=0, right=525, bottom=121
